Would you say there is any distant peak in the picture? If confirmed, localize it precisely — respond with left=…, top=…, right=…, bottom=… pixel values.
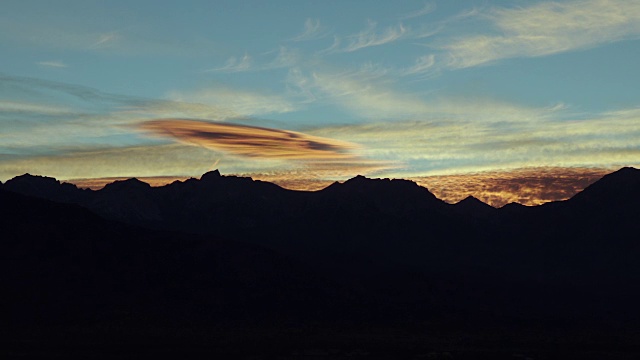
left=500, top=202, right=526, bottom=210
left=12, top=173, right=58, bottom=182
left=344, top=174, right=370, bottom=183
left=6, top=173, right=61, bottom=187
left=103, top=178, right=151, bottom=191
left=568, top=166, right=640, bottom=204
left=611, top=166, right=639, bottom=176
left=344, top=175, right=416, bottom=186
left=583, top=166, right=640, bottom=188
left=201, top=169, right=222, bottom=182
left=458, top=196, right=484, bottom=205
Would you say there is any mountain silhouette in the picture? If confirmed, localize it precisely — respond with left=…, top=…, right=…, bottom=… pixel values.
left=2, top=168, right=640, bottom=357
left=452, top=195, right=496, bottom=218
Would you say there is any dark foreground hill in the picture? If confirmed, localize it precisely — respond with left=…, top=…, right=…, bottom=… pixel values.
left=2, top=168, right=640, bottom=358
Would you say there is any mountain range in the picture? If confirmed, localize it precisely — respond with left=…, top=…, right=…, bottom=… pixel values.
left=1, top=167, right=640, bottom=358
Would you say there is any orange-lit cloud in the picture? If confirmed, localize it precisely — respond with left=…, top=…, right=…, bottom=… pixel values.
left=139, top=119, right=360, bottom=161
left=411, top=167, right=612, bottom=207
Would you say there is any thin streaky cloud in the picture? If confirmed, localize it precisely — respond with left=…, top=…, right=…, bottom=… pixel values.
left=168, top=87, right=296, bottom=117
left=413, top=25, right=442, bottom=39
left=0, top=100, right=73, bottom=115
left=207, top=53, right=251, bottom=73
left=207, top=47, right=296, bottom=74
left=399, top=2, right=436, bottom=20
left=90, top=32, right=119, bottom=49
left=291, top=18, right=329, bottom=41
left=265, top=46, right=299, bottom=69
left=443, top=0, right=640, bottom=69
left=342, top=20, right=408, bottom=52
left=402, top=54, right=436, bottom=76
left=317, top=35, right=341, bottom=55
left=36, top=61, right=67, bottom=68
left=308, top=106, right=640, bottom=178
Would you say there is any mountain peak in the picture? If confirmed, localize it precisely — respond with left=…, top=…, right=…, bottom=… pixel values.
left=609, top=166, right=639, bottom=177
left=569, top=166, right=640, bottom=206
left=453, top=196, right=495, bottom=216
left=8, top=173, right=59, bottom=185
left=200, top=169, right=222, bottom=182
left=5, top=173, right=66, bottom=192
left=102, top=178, right=151, bottom=191
left=342, top=175, right=419, bottom=188
left=457, top=196, right=491, bottom=207
left=3, top=173, right=80, bottom=202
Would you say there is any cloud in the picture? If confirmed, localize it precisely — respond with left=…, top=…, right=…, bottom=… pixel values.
left=412, top=167, right=612, bottom=207
left=292, top=68, right=548, bottom=121
left=443, top=0, right=640, bottom=68
left=318, top=35, right=341, bottom=54
left=284, top=67, right=431, bottom=119
left=0, top=75, right=283, bottom=157
left=139, top=119, right=360, bottom=161
left=90, top=32, right=119, bottom=49
left=167, top=87, right=296, bottom=117
left=342, top=20, right=408, bottom=52
left=0, top=143, right=221, bottom=182
left=400, top=2, right=436, bottom=20
left=310, top=71, right=431, bottom=118
left=291, top=18, right=329, bottom=41
left=208, top=53, right=252, bottom=72
left=265, top=46, right=300, bottom=69
left=207, top=46, right=300, bottom=73
left=307, top=105, right=640, bottom=177
left=401, top=54, right=436, bottom=76
left=0, top=100, right=73, bottom=115
left=36, top=61, right=67, bottom=68
left=0, top=11, right=216, bottom=56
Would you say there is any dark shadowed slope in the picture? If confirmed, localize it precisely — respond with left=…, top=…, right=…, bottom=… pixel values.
left=0, top=189, right=340, bottom=330
left=3, top=168, right=640, bottom=357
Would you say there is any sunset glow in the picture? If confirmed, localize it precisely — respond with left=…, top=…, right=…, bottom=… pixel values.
left=2, top=0, right=639, bottom=203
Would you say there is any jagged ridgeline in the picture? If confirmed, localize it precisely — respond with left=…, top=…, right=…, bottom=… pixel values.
left=1, top=168, right=640, bottom=357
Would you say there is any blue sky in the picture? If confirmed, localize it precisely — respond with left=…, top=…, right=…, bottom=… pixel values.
left=1, top=0, right=640, bottom=184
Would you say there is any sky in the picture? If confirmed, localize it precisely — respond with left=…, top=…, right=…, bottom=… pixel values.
left=1, top=0, right=640, bottom=206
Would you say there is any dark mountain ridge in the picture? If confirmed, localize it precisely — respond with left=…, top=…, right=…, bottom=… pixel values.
left=2, top=167, right=640, bottom=357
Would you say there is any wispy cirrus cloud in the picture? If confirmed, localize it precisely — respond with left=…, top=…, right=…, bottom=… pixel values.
left=443, top=0, right=640, bottom=68
left=291, top=18, right=329, bottom=41
left=167, top=87, right=296, bottom=117
left=309, top=71, right=430, bottom=119
left=401, top=54, right=436, bottom=77
left=288, top=67, right=553, bottom=121
left=399, top=2, right=436, bottom=20
left=36, top=61, right=67, bottom=68
left=207, top=46, right=300, bottom=73
left=89, top=32, right=119, bottom=49
left=341, top=20, right=409, bottom=52
left=207, top=53, right=252, bottom=72
left=0, top=100, right=73, bottom=116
